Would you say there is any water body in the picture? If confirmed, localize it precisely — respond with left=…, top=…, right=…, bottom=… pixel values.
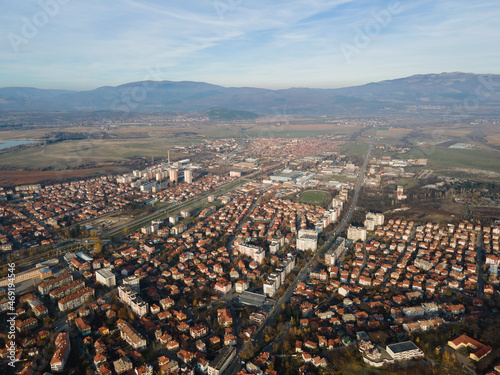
left=0, top=140, right=36, bottom=150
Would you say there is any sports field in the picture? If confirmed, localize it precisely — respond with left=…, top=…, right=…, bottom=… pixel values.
left=299, top=190, right=331, bottom=206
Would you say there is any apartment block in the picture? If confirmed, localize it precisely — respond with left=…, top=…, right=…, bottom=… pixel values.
left=50, top=332, right=71, bottom=372
left=118, top=285, right=148, bottom=317
left=58, top=287, right=94, bottom=312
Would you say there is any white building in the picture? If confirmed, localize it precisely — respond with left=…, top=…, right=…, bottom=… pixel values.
left=386, top=341, right=424, bottom=361
left=269, top=241, right=280, bottom=254
left=184, top=169, right=193, bottom=184
left=95, top=269, right=116, bottom=287
left=263, top=273, right=280, bottom=297
left=118, top=321, right=147, bottom=350
left=123, top=275, right=140, bottom=292
left=118, top=285, right=148, bottom=317
left=332, top=197, right=344, bottom=209
left=296, top=229, right=318, bottom=251
left=235, top=280, right=249, bottom=293
left=237, top=244, right=265, bottom=263
left=396, top=186, right=407, bottom=200
left=347, top=226, right=367, bottom=242
left=263, top=255, right=295, bottom=297
left=169, top=169, right=178, bottom=182
left=325, top=237, right=346, bottom=266
left=364, top=212, right=384, bottom=231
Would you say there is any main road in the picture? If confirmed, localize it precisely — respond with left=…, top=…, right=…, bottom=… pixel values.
left=236, top=125, right=378, bottom=366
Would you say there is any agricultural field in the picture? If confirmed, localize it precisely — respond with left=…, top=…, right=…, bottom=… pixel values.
left=0, top=124, right=202, bottom=170
left=0, top=167, right=128, bottom=186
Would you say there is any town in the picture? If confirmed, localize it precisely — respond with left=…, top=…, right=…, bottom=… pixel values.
left=0, top=133, right=500, bottom=375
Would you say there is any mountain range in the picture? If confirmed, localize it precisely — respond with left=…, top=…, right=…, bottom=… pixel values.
left=1, top=72, right=499, bottom=117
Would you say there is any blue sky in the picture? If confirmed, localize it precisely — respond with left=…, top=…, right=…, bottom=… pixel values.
left=0, top=0, right=499, bottom=90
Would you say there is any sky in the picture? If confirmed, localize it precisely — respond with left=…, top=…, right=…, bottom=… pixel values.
left=0, top=0, right=499, bottom=90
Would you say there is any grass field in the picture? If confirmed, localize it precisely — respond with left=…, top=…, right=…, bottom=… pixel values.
left=299, top=190, right=331, bottom=206
left=486, top=134, right=500, bottom=147
left=402, top=146, right=500, bottom=174
left=394, top=177, right=420, bottom=189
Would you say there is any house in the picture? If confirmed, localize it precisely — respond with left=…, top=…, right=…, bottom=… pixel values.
left=190, top=323, right=209, bottom=339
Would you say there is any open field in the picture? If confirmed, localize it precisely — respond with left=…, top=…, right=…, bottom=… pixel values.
left=486, top=134, right=500, bottom=147
left=385, top=198, right=468, bottom=224
left=401, top=146, right=500, bottom=174
left=238, top=122, right=363, bottom=138
left=0, top=134, right=198, bottom=169
left=0, top=167, right=127, bottom=186
left=374, top=126, right=413, bottom=139
left=394, top=177, right=420, bottom=189
left=0, top=120, right=364, bottom=172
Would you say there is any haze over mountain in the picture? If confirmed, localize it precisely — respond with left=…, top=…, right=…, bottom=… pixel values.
left=1, top=73, right=499, bottom=117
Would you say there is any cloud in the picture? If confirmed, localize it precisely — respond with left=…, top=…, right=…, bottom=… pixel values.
left=0, top=0, right=499, bottom=89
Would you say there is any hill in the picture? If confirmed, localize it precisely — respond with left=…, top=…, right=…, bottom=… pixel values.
left=1, top=73, right=499, bottom=117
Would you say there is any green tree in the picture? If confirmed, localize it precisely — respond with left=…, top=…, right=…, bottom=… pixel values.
left=94, top=237, right=103, bottom=254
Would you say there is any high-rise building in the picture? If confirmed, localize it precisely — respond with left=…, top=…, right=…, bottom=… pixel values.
left=296, top=229, right=318, bottom=251
left=396, top=186, right=407, bottom=200
left=347, top=226, right=367, bottom=242
left=184, top=169, right=193, bottom=184
left=364, top=212, right=385, bottom=231
left=169, top=169, right=178, bottom=183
